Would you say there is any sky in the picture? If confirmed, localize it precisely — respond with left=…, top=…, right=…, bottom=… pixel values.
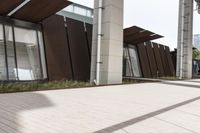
left=70, top=0, right=200, bottom=50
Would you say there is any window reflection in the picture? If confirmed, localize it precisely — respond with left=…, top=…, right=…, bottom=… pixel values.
left=14, top=27, right=42, bottom=80
left=5, top=26, right=18, bottom=80
left=0, top=22, right=47, bottom=81
left=123, top=45, right=142, bottom=78
left=0, top=25, right=7, bottom=80
left=123, top=48, right=133, bottom=77
left=128, top=45, right=142, bottom=77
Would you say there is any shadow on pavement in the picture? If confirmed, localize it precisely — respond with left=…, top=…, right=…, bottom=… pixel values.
left=0, top=92, right=53, bottom=133
left=93, top=96, right=200, bottom=133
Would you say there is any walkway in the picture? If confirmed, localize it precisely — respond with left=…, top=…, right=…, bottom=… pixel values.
left=1, top=80, right=200, bottom=133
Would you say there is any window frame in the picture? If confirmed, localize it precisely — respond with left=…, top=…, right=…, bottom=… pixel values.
left=0, top=16, right=47, bottom=82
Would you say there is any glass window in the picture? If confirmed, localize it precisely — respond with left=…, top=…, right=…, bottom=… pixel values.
left=14, top=27, right=42, bottom=80
left=38, top=31, right=47, bottom=79
left=0, top=25, right=7, bottom=80
left=86, top=10, right=93, bottom=17
left=5, top=26, right=18, bottom=80
left=128, top=45, right=142, bottom=77
left=123, top=48, right=133, bottom=77
left=74, top=6, right=87, bottom=16
left=65, top=5, right=73, bottom=12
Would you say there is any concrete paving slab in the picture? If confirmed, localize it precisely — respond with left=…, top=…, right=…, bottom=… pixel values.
left=0, top=80, right=200, bottom=133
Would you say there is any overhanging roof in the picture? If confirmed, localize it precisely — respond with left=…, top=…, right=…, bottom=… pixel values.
left=0, top=0, right=24, bottom=15
left=0, top=0, right=72, bottom=23
left=124, top=26, right=163, bottom=44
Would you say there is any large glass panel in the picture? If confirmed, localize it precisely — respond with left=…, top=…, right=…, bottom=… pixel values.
left=128, top=45, right=142, bottom=77
left=0, top=25, right=7, bottom=80
left=123, top=47, right=133, bottom=77
left=5, top=26, right=18, bottom=80
left=74, top=6, right=87, bottom=16
left=14, top=27, right=42, bottom=80
left=38, top=31, right=47, bottom=79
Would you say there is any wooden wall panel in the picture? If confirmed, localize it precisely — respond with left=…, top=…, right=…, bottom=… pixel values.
left=159, top=45, right=171, bottom=76
left=42, top=15, right=73, bottom=81
left=152, top=43, right=165, bottom=77
left=136, top=43, right=152, bottom=78
left=85, top=23, right=93, bottom=61
left=145, top=42, right=158, bottom=77
left=165, top=46, right=175, bottom=76
left=66, top=18, right=90, bottom=81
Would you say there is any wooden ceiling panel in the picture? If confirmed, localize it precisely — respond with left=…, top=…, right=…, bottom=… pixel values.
left=12, top=0, right=72, bottom=22
left=0, top=0, right=24, bottom=15
left=124, top=26, right=163, bottom=44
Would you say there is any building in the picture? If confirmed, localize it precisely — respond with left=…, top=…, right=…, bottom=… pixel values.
left=0, top=1, right=175, bottom=83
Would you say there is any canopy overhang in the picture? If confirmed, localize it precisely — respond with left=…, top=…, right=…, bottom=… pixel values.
left=0, top=0, right=72, bottom=23
left=124, top=26, right=163, bottom=45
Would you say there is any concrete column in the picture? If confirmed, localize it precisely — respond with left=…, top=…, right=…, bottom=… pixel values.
left=90, top=0, right=124, bottom=85
left=176, top=0, right=193, bottom=79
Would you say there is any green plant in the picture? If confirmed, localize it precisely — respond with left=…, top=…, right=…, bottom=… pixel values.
left=0, top=81, right=93, bottom=93
left=193, top=47, right=200, bottom=60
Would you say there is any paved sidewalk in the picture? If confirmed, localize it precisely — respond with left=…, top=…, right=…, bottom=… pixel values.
left=1, top=80, right=200, bottom=133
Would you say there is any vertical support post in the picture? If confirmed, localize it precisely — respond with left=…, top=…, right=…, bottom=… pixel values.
left=177, top=0, right=193, bottom=79
left=90, top=0, right=124, bottom=85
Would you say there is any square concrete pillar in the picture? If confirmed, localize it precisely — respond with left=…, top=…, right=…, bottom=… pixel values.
left=176, top=0, right=193, bottom=79
left=90, top=0, right=124, bottom=85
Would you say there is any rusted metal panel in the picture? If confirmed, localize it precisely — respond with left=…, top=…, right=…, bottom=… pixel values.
left=85, top=23, right=93, bottom=61
left=136, top=43, right=152, bottom=78
left=165, top=46, right=175, bottom=76
left=12, top=0, right=72, bottom=22
left=152, top=43, right=165, bottom=77
left=66, top=18, right=90, bottom=81
left=0, top=0, right=24, bottom=15
left=159, top=45, right=171, bottom=76
left=42, top=15, right=73, bottom=81
left=145, top=42, right=158, bottom=77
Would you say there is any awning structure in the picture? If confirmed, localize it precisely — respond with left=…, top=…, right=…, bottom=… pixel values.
left=0, top=0, right=72, bottom=23
left=0, top=0, right=24, bottom=15
left=124, top=26, right=163, bottom=44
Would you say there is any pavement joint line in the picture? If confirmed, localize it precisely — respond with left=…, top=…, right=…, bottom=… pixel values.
left=175, top=109, right=200, bottom=118
left=154, top=117, right=197, bottom=133
left=93, top=96, right=200, bottom=133
left=161, top=81, right=200, bottom=89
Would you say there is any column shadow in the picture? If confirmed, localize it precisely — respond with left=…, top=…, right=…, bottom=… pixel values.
left=0, top=92, right=53, bottom=133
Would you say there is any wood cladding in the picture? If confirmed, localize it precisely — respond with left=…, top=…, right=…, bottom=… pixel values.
left=136, top=43, right=152, bottom=78
left=152, top=43, right=165, bottom=77
left=42, top=15, right=73, bottom=81
left=66, top=18, right=91, bottom=81
left=145, top=42, right=158, bottom=77
left=85, top=23, right=93, bottom=58
left=134, top=42, right=175, bottom=78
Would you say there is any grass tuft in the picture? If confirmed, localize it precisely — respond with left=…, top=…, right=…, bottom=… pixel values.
left=0, top=81, right=93, bottom=93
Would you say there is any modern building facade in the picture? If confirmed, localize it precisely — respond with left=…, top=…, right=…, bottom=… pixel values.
left=0, top=0, right=175, bottom=84
left=0, top=0, right=72, bottom=82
